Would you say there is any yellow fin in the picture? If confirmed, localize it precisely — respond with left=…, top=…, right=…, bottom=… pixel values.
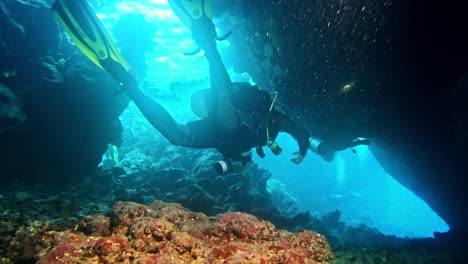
left=168, top=0, right=213, bottom=31
left=52, top=0, right=131, bottom=75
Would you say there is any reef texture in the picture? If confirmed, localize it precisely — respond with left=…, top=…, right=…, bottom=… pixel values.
left=36, top=201, right=333, bottom=263
left=1, top=183, right=466, bottom=263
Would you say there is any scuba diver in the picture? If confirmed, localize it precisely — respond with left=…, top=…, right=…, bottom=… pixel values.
left=52, top=0, right=369, bottom=175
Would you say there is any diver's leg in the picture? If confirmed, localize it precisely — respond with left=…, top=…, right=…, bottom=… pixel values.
left=203, top=40, right=238, bottom=129
left=192, top=18, right=238, bottom=129
left=126, top=86, right=193, bottom=147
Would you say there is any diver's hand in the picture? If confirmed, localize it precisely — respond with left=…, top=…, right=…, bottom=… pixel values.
left=290, top=152, right=305, bottom=164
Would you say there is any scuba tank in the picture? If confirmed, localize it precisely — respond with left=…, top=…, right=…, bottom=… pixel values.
left=213, top=150, right=252, bottom=175
left=309, top=137, right=336, bottom=162
left=213, top=159, right=232, bottom=175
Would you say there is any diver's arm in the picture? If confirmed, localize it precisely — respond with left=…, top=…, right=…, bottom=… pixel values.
left=125, top=84, right=193, bottom=147
left=276, top=112, right=310, bottom=157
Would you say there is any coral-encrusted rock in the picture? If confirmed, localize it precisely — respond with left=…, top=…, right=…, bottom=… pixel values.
left=216, top=212, right=278, bottom=241
left=112, top=201, right=157, bottom=235
left=38, top=232, right=98, bottom=263
left=129, top=217, right=175, bottom=253
left=78, top=214, right=111, bottom=236
left=37, top=201, right=333, bottom=263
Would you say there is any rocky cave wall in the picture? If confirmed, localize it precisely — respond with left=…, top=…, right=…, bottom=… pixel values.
left=0, top=0, right=130, bottom=184
left=217, top=0, right=468, bottom=235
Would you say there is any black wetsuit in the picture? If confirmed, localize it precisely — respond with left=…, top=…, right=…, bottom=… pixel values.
left=187, top=89, right=310, bottom=161
left=125, top=29, right=310, bottom=162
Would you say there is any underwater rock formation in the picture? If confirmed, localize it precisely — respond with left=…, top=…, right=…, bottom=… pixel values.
left=0, top=1, right=129, bottom=184
left=111, top=142, right=311, bottom=231
left=219, top=0, right=468, bottom=238
left=0, top=83, right=27, bottom=133
left=267, top=179, right=301, bottom=217
left=1, top=182, right=465, bottom=264
left=37, top=201, right=333, bottom=263
left=0, top=0, right=59, bottom=74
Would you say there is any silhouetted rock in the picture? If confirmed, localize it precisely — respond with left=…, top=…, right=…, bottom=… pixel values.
left=0, top=83, right=26, bottom=133
left=218, top=0, right=468, bottom=239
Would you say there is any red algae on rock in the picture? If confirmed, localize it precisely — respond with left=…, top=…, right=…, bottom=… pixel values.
left=37, top=201, right=333, bottom=263
left=217, top=212, right=279, bottom=241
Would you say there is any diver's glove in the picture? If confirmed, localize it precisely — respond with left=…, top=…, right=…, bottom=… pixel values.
left=291, top=152, right=305, bottom=164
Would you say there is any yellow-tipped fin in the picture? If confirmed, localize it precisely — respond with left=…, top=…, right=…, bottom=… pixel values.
left=52, top=0, right=132, bottom=84
left=168, top=0, right=213, bottom=31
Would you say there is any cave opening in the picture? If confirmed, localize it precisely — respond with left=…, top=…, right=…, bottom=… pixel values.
left=255, top=133, right=450, bottom=238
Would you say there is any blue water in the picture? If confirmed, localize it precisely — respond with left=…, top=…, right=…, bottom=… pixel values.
left=255, top=133, right=449, bottom=238
left=97, top=0, right=449, bottom=238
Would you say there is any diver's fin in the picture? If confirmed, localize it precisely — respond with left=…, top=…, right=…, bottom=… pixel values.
left=168, top=0, right=213, bottom=31
left=52, top=0, right=134, bottom=86
left=169, top=0, right=232, bottom=56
